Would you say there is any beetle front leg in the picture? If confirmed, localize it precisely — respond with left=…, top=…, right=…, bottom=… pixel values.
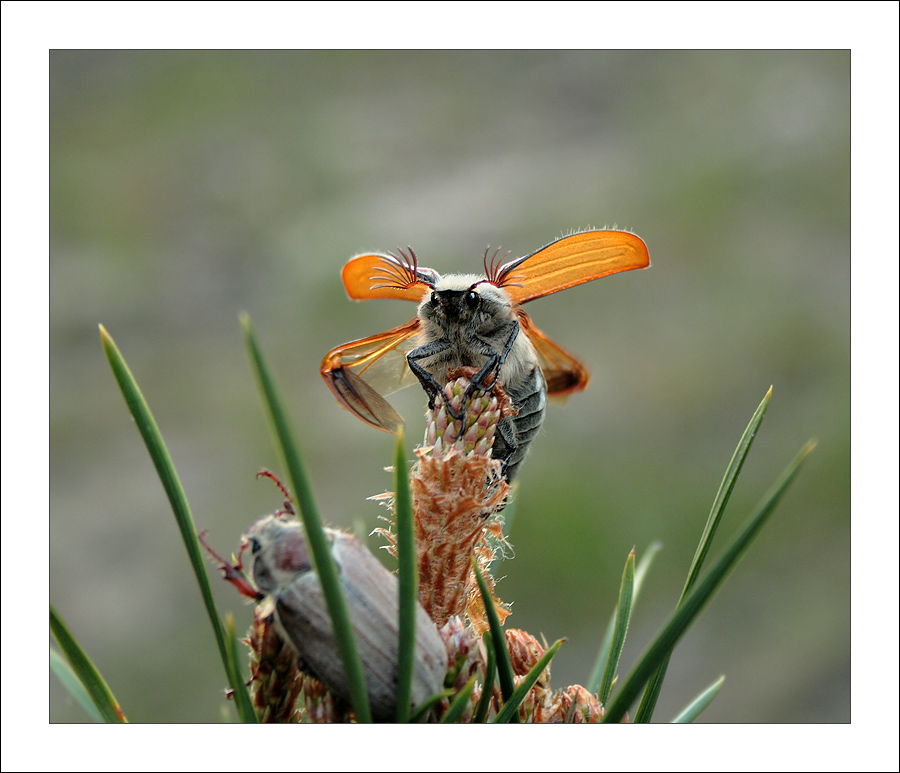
left=465, top=319, right=519, bottom=398
left=406, top=339, right=455, bottom=413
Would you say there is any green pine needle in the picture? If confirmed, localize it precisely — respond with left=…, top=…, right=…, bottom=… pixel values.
left=588, top=542, right=661, bottom=694
left=671, top=676, right=725, bottom=723
left=50, top=648, right=104, bottom=723
left=473, top=633, right=497, bottom=723
left=473, top=560, right=517, bottom=713
left=240, top=314, right=372, bottom=723
left=604, top=438, right=816, bottom=723
left=393, top=428, right=418, bottom=722
left=98, top=325, right=256, bottom=722
left=493, top=639, right=564, bottom=724
left=635, top=386, right=772, bottom=722
left=598, top=550, right=636, bottom=706
left=441, top=677, right=478, bottom=723
left=50, top=604, right=126, bottom=723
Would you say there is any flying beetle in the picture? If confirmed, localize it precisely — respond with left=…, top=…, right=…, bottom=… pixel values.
left=320, top=230, right=650, bottom=481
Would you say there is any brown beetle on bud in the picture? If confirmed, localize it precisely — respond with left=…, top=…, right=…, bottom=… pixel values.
left=244, top=514, right=448, bottom=722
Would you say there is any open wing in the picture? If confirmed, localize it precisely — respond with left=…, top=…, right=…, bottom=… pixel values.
left=498, top=230, right=649, bottom=305
left=320, top=318, right=421, bottom=433
left=341, top=251, right=435, bottom=302
left=518, top=311, right=590, bottom=397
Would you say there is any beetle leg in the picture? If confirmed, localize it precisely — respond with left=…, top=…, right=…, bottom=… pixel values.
left=458, top=319, right=520, bottom=432
left=407, top=338, right=453, bottom=411
left=469, top=319, right=519, bottom=394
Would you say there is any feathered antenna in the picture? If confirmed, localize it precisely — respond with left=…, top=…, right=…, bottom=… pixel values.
left=369, top=247, right=434, bottom=291
left=483, top=247, right=512, bottom=286
left=493, top=250, right=528, bottom=290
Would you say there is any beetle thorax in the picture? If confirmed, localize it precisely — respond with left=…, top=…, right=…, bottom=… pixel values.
left=415, top=274, right=535, bottom=389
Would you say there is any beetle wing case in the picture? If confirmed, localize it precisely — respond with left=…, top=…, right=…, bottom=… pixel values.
left=247, top=515, right=448, bottom=721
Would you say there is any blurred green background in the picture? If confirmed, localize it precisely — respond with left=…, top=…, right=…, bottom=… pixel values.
left=50, top=50, right=848, bottom=722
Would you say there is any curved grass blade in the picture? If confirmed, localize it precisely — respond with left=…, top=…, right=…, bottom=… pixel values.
left=588, top=541, right=661, bottom=693
left=603, top=439, right=816, bottom=723
left=50, top=647, right=104, bottom=723
left=99, top=326, right=256, bottom=722
left=393, top=428, right=417, bottom=722
left=241, top=314, right=371, bottom=723
left=493, top=639, right=564, bottom=724
left=222, top=613, right=251, bottom=717
left=685, top=387, right=774, bottom=594
left=671, top=675, right=725, bottom=723
left=597, top=550, right=635, bottom=706
left=50, top=604, right=126, bottom=723
left=473, top=560, right=516, bottom=711
left=409, top=689, right=451, bottom=723
left=473, top=632, right=497, bottom=723
left=635, top=387, right=772, bottom=723
left=441, top=676, right=478, bottom=723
